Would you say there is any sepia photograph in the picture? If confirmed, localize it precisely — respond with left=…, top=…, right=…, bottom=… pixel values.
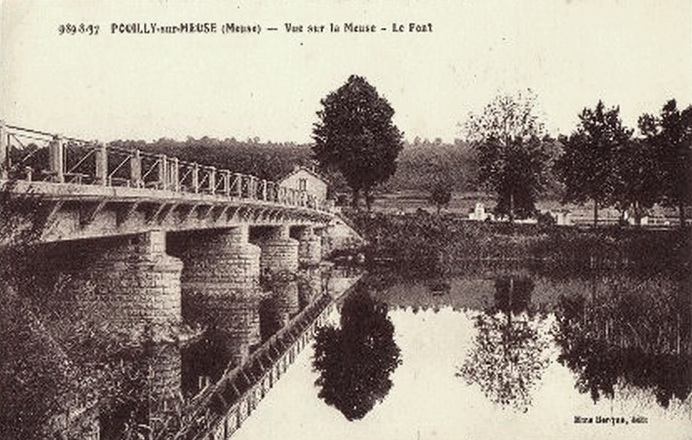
left=1, top=0, right=690, bottom=439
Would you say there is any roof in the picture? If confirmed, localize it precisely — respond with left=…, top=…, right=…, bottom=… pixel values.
left=277, top=165, right=329, bottom=184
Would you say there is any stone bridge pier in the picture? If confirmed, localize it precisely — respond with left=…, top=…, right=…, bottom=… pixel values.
left=252, top=225, right=299, bottom=275
left=298, top=266, right=323, bottom=309
left=170, top=226, right=262, bottom=366
left=85, top=230, right=183, bottom=333
left=259, top=280, right=299, bottom=342
left=141, top=343, right=182, bottom=432
left=292, top=226, right=323, bottom=267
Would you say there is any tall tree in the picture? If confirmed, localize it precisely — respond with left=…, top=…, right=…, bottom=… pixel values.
left=639, top=99, right=692, bottom=227
left=313, top=75, right=404, bottom=210
left=556, top=101, right=632, bottom=226
left=463, top=90, right=553, bottom=221
left=611, top=138, right=660, bottom=226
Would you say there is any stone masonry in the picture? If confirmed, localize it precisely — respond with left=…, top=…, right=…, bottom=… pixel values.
left=85, top=230, right=183, bottom=333
left=255, top=225, right=299, bottom=274
left=298, top=266, right=322, bottom=309
left=178, top=226, right=263, bottom=365
left=296, top=226, right=322, bottom=267
left=179, top=226, right=261, bottom=294
left=272, top=280, right=300, bottom=326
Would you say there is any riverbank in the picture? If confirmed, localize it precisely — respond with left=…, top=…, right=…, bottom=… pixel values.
left=341, top=211, right=690, bottom=276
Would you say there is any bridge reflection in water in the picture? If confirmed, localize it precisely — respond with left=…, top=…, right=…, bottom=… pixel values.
left=90, top=264, right=352, bottom=440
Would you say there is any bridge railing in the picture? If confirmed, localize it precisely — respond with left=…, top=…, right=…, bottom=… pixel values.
left=0, top=123, right=330, bottom=212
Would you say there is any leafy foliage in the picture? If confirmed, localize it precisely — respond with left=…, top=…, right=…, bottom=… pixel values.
left=111, top=137, right=318, bottom=182
left=610, top=138, right=661, bottom=224
left=0, top=280, right=167, bottom=440
left=429, top=179, right=452, bottom=214
left=556, top=101, right=633, bottom=224
left=313, top=75, right=404, bottom=209
left=0, top=233, right=187, bottom=440
left=312, top=287, right=401, bottom=420
left=383, top=139, right=479, bottom=193
left=554, top=276, right=691, bottom=407
left=463, top=90, right=555, bottom=220
left=638, top=99, right=692, bottom=225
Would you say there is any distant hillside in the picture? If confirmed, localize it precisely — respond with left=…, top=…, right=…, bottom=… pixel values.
left=110, top=137, right=315, bottom=181
left=385, top=138, right=563, bottom=197
left=108, top=137, right=562, bottom=200
left=383, top=140, right=480, bottom=193
left=108, top=137, right=481, bottom=194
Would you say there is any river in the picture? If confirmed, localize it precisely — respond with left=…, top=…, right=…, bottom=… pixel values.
left=1, top=262, right=690, bottom=439
left=232, top=266, right=691, bottom=440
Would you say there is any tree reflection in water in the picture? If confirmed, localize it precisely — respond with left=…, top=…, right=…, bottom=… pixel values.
left=458, top=277, right=550, bottom=413
left=312, top=287, right=402, bottom=420
left=554, top=277, right=691, bottom=408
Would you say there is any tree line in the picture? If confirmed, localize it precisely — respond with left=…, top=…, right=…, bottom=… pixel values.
left=8, top=75, right=688, bottom=225
left=557, top=99, right=691, bottom=226
left=461, top=91, right=691, bottom=225
left=311, top=76, right=690, bottom=225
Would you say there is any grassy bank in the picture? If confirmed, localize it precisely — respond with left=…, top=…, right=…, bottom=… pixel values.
left=343, top=211, right=690, bottom=276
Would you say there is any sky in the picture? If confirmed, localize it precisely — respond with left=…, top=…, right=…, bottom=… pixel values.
left=1, top=0, right=691, bottom=143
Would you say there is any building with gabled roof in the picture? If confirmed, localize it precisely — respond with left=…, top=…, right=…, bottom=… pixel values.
left=277, top=165, right=329, bottom=205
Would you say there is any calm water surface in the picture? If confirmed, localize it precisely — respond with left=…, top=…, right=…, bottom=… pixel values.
left=233, top=267, right=692, bottom=440
left=2, top=263, right=690, bottom=440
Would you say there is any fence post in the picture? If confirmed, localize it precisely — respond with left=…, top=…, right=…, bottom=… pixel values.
left=0, top=121, right=8, bottom=179
left=192, top=163, right=199, bottom=193
left=49, top=135, right=65, bottom=183
left=222, top=170, right=231, bottom=196
left=234, top=173, right=242, bottom=197
left=249, top=176, right=256, bottom=199
left=261, top=179, right=267, bottom=201
left=130, top=149, right=142, bottom=187
left=171, top=157, right=180, bottom=192
left=95, top=142, right=108, bottom=185
left=164, top=158, right=171, bottom=190
left=267, top=182, right=274, bottom=202
left=208, top=166, right=216, bottom=194
left=157, top=154, right=167, bottom=190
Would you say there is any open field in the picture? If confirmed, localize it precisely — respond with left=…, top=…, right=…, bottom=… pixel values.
left=370, top=190, right=493, bottom=215
left=369, top=191, right=598, bottom=217
left=366, top=191, right=689, bottom=226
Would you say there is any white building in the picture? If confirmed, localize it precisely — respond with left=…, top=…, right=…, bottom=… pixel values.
left=277, top=166, right=329, bottom=206
left=278, top=166, right=366, bottom=254
left=468, top=202, right=493, bottom=221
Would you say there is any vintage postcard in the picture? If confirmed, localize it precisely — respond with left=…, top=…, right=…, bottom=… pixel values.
left=1, top=1, right=690, bottom=439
